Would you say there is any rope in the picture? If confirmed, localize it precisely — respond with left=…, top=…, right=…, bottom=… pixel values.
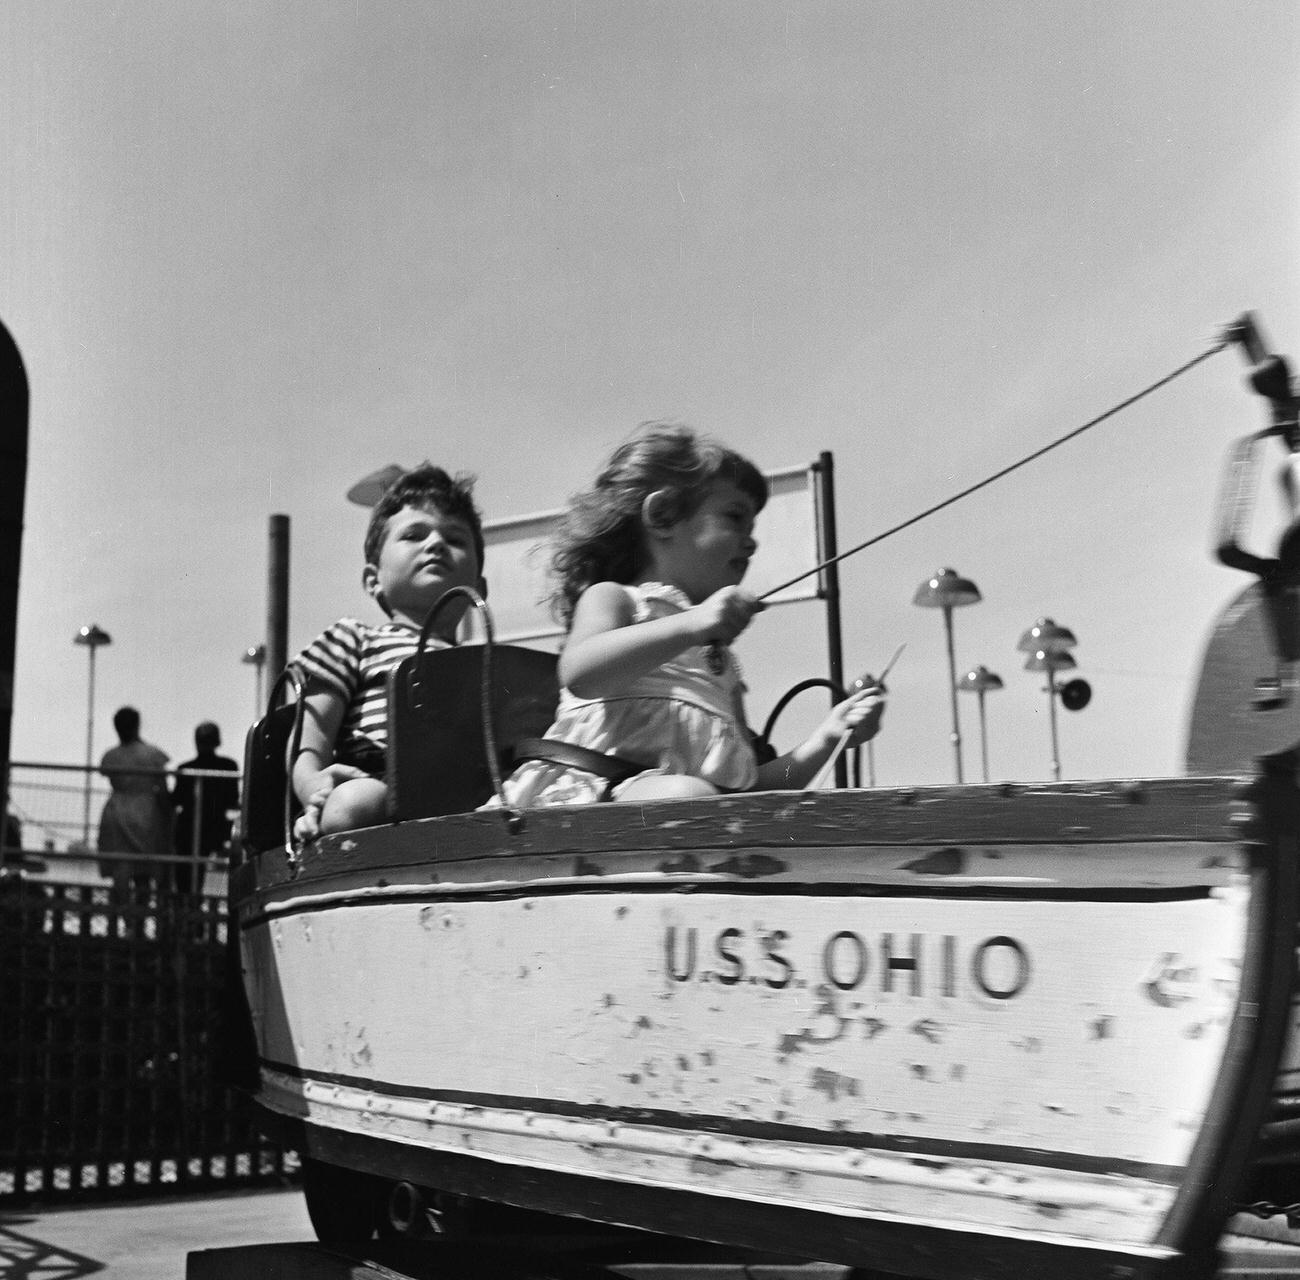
left=760, top=340, right=1230, bottom=600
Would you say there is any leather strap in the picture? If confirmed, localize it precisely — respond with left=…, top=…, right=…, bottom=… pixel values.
left=514, top=737, right=649, bottom=785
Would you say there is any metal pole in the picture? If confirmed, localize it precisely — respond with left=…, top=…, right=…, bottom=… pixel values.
left=267, top=515, right=290, bottom=683
left=1047, top=668, right=1062, bottom=781
left=943, top=605, right=964, bottom=784
left=813, top=453, right=847, bottom=787
left=82, top=644, right=97, bottom=845
left=191, top=775, right=203, bottom=861
left=243, top=644, right=268, bottom=718
left=977, top=688, right=990, bottom=784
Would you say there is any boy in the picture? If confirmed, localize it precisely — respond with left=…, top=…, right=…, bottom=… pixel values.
left=291, top=464, right=486, bottom=839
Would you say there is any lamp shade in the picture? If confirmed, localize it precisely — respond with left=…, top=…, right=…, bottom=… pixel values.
left=1017, top=617, right=1076, bottom=654
left=346, top=464, right=406, bottom=507
left=913, top=568, right=981, bottom=609
left=960, top=665, right=1004, bottom=693
left=74, top=623, right=111, bottom=648
left=1024, top=648, right=1077, bottom=673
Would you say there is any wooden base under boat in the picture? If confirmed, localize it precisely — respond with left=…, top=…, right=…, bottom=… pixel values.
left=232, top=776, right=1300, bottom=1280
left=185, top=1219, right=1300, bottom=1280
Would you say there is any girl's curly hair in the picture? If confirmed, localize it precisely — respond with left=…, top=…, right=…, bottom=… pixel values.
left=548, top=421, right=767, bottom=626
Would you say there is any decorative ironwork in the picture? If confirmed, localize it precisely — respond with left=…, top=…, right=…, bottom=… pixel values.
left=0, top=849, right=294, bottom=1204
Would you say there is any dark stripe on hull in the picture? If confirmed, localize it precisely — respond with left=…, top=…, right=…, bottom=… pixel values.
left=260, top=1055, right=1183, bottom=1183
left=243, top=879, right=1217, bottom=925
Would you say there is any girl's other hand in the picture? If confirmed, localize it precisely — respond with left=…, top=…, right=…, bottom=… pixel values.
left=833, top=684, right=886, bottom=746
left=691, top=586, right=764, bottom=646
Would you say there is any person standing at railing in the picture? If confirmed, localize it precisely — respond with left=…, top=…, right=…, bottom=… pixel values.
left=172, top=720, right=239, bottom=895
left=97, top=706, right=172, bottom=910
left=2, top=806, right=20, bottom=865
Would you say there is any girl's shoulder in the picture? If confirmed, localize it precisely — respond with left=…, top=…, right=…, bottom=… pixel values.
left=618, top=581, right=694, bottom=626
left=571, top=580, right=639, bottom=623
left=573, top=579, right=693, bottom=625
left=630, top=581, right=693, bottom=613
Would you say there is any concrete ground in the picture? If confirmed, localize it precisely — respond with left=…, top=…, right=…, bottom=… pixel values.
left=0, top=1185, right=313, bottom=1279
left=8, top=1190, right=1300, bottom=1279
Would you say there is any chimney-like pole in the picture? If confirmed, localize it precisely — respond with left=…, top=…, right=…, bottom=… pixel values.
left=267, top=514, right=290, bottom=684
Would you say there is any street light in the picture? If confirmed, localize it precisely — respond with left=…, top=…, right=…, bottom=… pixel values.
left=1017, top=617, right=1077, bottom=657
left=1018, top=618, right=1085, bottom=782
left=913, top=568, right=981, bottom=783
left=242, top=643, right=267, bottom=717
left=959, top=665, right=1003, bottom=783
left=74, top=623, right=111, bottom=846
left=346, top=464, right=405, bottom=507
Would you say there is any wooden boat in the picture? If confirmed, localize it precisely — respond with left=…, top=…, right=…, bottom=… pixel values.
left=231, top=322, right=1300, bottom=1279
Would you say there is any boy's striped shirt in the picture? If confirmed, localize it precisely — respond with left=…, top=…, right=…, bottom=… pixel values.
left=293, top=617, right=445, bottom=771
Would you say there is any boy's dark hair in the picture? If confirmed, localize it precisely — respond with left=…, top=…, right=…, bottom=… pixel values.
left=363, top=464, right=485, bottom=572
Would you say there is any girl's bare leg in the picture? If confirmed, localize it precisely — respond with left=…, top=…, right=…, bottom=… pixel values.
left=614, top=774, right=719, bottom=802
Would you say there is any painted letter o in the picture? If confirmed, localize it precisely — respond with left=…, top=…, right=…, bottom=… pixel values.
left=971, top=936, right=1029, bottom=1000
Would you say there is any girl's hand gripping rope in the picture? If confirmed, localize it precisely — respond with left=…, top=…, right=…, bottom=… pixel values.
left=696, top=587, right=764, bottom=674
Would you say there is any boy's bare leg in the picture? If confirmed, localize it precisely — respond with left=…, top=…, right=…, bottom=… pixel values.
left=319, top=776, right=389, bottom=834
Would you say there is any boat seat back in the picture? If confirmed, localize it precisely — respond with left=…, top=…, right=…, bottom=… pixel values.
left=387, top=644, right=559, bottom=821
left=239, top=672, right=304, bottom=860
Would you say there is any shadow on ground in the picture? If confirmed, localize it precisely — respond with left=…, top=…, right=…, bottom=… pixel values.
left=0, top=1215, right=104, bottom=1278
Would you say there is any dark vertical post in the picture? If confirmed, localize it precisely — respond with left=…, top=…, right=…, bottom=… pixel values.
left=267, top=515, right=290, bottom=684
left=943, top=605, right=964, bottom=785
left=83, top=643, right=98, bottom=841
left=1047, top=667, right=1062, bottom=782
left=977, top=688, right=990, bottom=784
left=0, top=320, right=29, bottom=833
left=813, top=452, right=847, bottom=786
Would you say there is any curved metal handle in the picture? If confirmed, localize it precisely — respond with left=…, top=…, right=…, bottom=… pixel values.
left=416, top=586, right=525, bottom=833
left=1214, top=428, right=1281, bottom=579
left=266, top=664, right=305, bottom=863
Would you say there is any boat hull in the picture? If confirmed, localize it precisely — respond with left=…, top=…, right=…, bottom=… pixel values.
left=234, top=779, right=1298, bottom=1278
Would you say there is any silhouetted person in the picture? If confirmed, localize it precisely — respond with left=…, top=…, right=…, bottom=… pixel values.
left=97, top=706, right=171, bottom=915
left=2, top=807, right=20, bottom=864
left=172, top=720, right=240, bottom=895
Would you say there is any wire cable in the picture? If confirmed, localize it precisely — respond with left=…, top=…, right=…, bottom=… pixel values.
left=759, top=340, right=1230, bottom=600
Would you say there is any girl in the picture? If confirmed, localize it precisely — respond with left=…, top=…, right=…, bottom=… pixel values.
left=498, top=422, right=884, bottom=806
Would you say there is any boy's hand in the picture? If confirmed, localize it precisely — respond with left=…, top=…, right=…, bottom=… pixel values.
left=293, top=763, right=368, bottom=842
left=691, top=587, right=764, bottom=647
left=830, top=684, right=886, bottom=746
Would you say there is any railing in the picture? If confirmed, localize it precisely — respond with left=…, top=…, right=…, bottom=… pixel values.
left=1, top=762, right=296, bottom=1205
left=6, top=759, right=240, bottom=864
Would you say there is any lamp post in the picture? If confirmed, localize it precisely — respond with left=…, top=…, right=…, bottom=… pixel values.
left=242, top=643, right=267, bottom=716
left=959, top=665, right=1003, bottom=783
left=346, top=464, right=405, bottom=507
left=74, top=623, right=111, bottom=846
left=1018, top=618, right=1078, bottom=782
left=913, top=568, right=981, bottom=783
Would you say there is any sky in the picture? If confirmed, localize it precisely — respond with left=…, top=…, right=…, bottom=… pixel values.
left=3, top=2, right=1299, bottom=822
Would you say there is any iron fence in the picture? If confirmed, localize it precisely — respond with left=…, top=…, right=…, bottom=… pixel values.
left=1, top=762, right=296, bottom=1205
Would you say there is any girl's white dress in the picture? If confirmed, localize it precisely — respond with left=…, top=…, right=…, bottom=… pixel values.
left=498, top=581, right=758, bottom=806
